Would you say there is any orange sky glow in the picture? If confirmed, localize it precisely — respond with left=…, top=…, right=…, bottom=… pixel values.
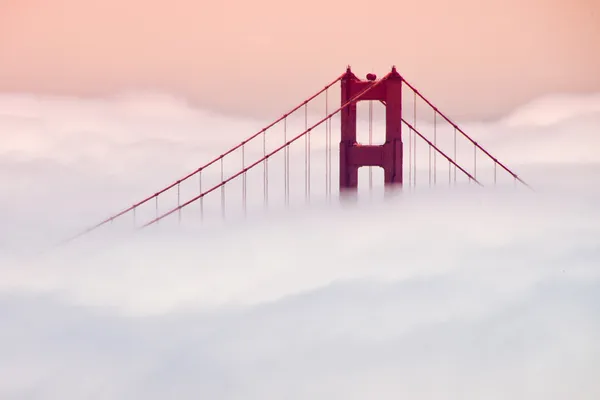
left=1, top=0, right=598, bottom=119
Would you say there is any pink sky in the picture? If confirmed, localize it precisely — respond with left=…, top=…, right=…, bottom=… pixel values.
left=1, top=0, right=598, bottom=119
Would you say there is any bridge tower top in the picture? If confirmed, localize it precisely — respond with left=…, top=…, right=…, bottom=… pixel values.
left=340, top=66, right=404, bottom=191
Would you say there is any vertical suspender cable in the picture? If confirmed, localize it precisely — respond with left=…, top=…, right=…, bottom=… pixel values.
left=369, top=100, right=373, bottom=190
left=284, top=117, right=289, bottom=206
left=473, top=143, right=477, bottom=182
left=263, top=130, right=268, bottom=207
left=325, top=89, right=329, bottom=200
left=242, top=143, right=246, bottom=216
left=198, top=169, right=204, bottom=221
left=177, top=181, right=181, bottom=223
left=427, top=107, right=432, bottom=186
left=327, top=91, right=332, bottom=199
left=199, top=169, right=203, bottom=221
left=304, top=102, right=308, bottom=202
left=413, top=91, right=417, bottom=187
left=221, top=156, right=225, bottom=218
left=494, top=162, right=497, bottom=186
left=428, top=143, right=432, bottom=187
left=453, top=127, right=457, bottom=184
left=408, top=99, right=412, bottom=187
left=433, top=110, right=437, bottom=185
left=307, top=107, right=311, bottom=201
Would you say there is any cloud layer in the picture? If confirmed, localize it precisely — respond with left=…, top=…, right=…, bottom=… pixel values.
left=1, top=90, right=600, bottom=398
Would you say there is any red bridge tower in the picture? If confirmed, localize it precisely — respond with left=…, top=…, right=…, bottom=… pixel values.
left=340, top=66, right=403, bottom=192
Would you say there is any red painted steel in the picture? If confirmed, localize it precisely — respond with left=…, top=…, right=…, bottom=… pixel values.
left=62, top=73, right=345, bottom=243
left=402, top=119, right=481, bottom=185
left=60, top=66, right=531, bottom=245
left=142, top=72, right=393, bottom=227
left=401, top=79, right=529, bottom=188
left=377, top=99, right=481, bottom=184
left=340, top=66, right=404, bottom=191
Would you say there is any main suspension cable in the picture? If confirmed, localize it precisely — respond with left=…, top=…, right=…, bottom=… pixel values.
left=142, top=72, right=393, bottom=227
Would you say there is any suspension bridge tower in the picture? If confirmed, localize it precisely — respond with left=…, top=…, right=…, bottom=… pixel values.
left=339, top=66, right=404, bottom=192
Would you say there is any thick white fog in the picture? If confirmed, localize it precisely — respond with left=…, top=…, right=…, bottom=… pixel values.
left=1, top=88, right=600, bottom=399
